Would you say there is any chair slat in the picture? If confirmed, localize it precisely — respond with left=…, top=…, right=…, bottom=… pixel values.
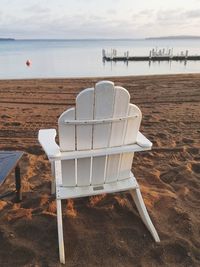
left=92, top=156, right=106, bottom=185
left=58, top=108, right=76, bottom=186
left=77, top=158, right=91, bottom=186
left=61, top=159, right=76, bottom=187
left=58, top=108, right=75, bottom=151
left=105, top=154, right=121, bottom=183
left=76, top=88, right=94, bottom=150
left=106, top=86, right=130, bottom=183
left=91, top=81, right=115, bottom=185
left=76, top=88, right=94, bottom=186
left=93, top=81, right=115, bottom=149
left=124, top=104, right=142, bottom=144
left=118, top=153, right=134, bottom=180
left=109, top=86, right=130, bottom=146
left=118, top=104, right=142, bottom=181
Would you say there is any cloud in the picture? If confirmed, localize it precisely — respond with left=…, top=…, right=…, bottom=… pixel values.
left=155, top=8, right=200, bottom=26
left=23, top=4, right=51, bottom=14
left=156, top=9, right=183, bottom=25
left=1, top=6, right=200, bottom=38
left=0, top=11, right=3, bottom=22
left=184, top=9, right=200, bottom=18
left=106, top=8, right=117, bottom=14
left=142, top=8, right=200, bottom=37
left=132, top=9, right=155, bottom=18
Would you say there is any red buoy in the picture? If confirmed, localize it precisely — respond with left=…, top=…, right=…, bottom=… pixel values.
left=26, top=60, right=31, bottom=67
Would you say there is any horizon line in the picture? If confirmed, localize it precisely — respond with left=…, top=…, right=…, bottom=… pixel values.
left=2, top=35, right=200, bottom=41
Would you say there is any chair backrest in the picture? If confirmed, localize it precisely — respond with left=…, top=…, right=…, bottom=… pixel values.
left=58, top=81, right=142, bottom=187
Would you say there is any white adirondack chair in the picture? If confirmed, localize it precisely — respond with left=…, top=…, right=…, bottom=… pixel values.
left=38, top=81, right=160, bottom=264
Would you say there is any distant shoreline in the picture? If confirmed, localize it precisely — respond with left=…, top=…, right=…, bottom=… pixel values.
left=146, top=35, right=200, bottom=40
left=1, top=36, right=200, bottom=41
left=0, top=38, right=15, bottom=41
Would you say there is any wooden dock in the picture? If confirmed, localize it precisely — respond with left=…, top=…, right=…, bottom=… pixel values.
left=102, top=48, right=200, bottom=62
left=103, top=55, right=200, bottom=62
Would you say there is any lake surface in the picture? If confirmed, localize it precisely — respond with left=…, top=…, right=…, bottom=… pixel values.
left=0, top=39, right=200, bottom=79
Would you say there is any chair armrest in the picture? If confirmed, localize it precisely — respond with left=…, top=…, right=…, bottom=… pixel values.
left=38, top=129, right=152, bottom=161
left=38, top=129, right=61, bottom=159
left=136, top=131, right=152, bottom=148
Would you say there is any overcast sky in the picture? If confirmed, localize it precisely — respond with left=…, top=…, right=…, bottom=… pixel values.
left=0, top=0, right=200, bottom=39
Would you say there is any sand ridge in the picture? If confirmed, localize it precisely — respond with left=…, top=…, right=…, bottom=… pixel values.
left=0, top=74, right=200, bottom=266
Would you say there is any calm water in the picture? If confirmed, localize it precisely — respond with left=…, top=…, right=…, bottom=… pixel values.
left=0, top=39, right=200, bottom=79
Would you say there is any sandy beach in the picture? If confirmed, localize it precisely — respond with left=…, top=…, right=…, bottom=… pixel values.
left=0, top=74, right=200, bottom=267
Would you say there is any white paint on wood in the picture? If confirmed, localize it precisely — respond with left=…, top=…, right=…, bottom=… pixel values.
left=50, top=138, right=151, bottom=161
left=38, top=81, right=160, bottom=265
left=92, top=156, right=106, bottom=185
left=106, top=154, right=121, bottom=183
left=109, top=86, right=130, bottom=147
left=106, top=86, right=130, bottom=183
left=57, top=172, right=138, bottom=199
left=124, top=104, right=142, bottom=145
left=76, top=88, right=94, bottom=150
left=58, top=108, right=75, bottom=151
left=137, top=131, right=152, bottom=147
left=55, top=160, right=65, bottom=264
left=61, top=159, right=76, bottom=187
left=77, top=158, right=91, bottom=186
left=92, top=81, right=115, bottom=185
left=118, top=152, right=134, bottom=180
left=76, top=88, right=94, bottom=186
left=38, top=129, right=60, bottom=158
left=131, top=188, right=160, bottom=242
left=93, top=81, right=115, bottom=149
left=56, top=199, right=65, bottom=264
left=63, top=115, right=138, bottom=125
left=51, top=161, right=56, bottom=194
left=118, top=104, right=141, bottom=181
left=58, top=108, right=76, bottom=187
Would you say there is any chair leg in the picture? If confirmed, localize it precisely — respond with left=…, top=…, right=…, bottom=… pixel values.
left=131, top=188, right=160, bottom=242
left=51, top=179, right=56, bottom=195
left=56, top=199, right=65, bottom=264
left=51, top=162, right=56, bottom=194
left=15, top=164, right=22, bottom=202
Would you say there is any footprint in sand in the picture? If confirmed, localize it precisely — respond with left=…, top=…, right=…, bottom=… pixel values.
left=142, top=242, right=194, bottom=266
left=191, top=163, right=200, bottom=174
left=0, top=228, right=35, bottom=266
